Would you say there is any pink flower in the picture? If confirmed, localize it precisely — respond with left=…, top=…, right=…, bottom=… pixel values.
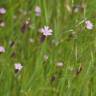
left=35, top=6, right=41, bottom=16
left=85, top=20, right=93, bottom=30
left=40, top=26, right=53, bottom=36
left=0, top=8, right=6, bottom=15
left=0, top=46, right=5, bottom=53
left=15, top=63, right=23, bottom=71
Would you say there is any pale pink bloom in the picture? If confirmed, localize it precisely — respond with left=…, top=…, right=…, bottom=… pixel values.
left=0, top=8, right=6, bottom=14
left=40, top=26, right=53, bottom=36
left=15, top=63, right=23, bottom=71
left=35, top=6, right=41, bottom=16
left=85, top=20, right=93, bottom=30
left=0, top=46, right=5, bottom=53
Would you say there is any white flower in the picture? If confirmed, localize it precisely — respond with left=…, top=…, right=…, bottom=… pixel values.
left=56, top=62, right=64, bottom=67
left=44, top=54, right=48, bottom=61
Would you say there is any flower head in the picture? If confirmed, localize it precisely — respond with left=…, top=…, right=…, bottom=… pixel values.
left=29, top=38, right=34, bottom=43
left=40, top=26, right=53, bottom=37
left=56, top=62, right=64, bottom=67
left=0, top=46, right=5, bottom=53
left=44, top=54, right=48, bottom=61
left=0, top=20, right=5, bottom=27
left=0, top=8, right=6, bottom=15
left=35, top=6, right=41, bottom=16
left=21, top=18, right=31, bottom=33
left=14, top=63, right=23, bottom=72
left=85, top=20, right=93, bottom=30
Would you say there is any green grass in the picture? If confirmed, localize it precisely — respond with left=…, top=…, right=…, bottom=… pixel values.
left=0, top=0, right=96, bottom=96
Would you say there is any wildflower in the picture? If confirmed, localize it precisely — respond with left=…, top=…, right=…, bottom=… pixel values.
left=56, top=62, right=64, bottom=67
left=0, top=20, right=5, bottom=28
left=0, top=20, right=5, bottom=27
left=35, top=6, right=41, bottom=16
left=40, top=35, right=46, bottom=42
left=44, top=54, right=48, bottom=61
left=14, top=63, right=23, bottom=72
left=0, top=46, right=5, bottom=53
left=40, top=26, right=53, bottom=37
left=0, top=8, right=6, bottom=15
left=29, top=38, right=34, bottom=43
left=72, top=4, right=85, bottom=13
left=21, top=18, right=31, bottom=33
left=85, top=20, right=93, bottom=30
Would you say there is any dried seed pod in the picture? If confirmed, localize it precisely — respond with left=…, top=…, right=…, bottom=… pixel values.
left=14, top=63, right=23, bottom=73
left=9, top=40, right=15, bottom=48
left=21, top=18, right=31, bottom=33
left=67, top=32, right=77, bottom=41
left=76, top=65, right=83, bottom=75
left=72, top=4, right=85, bottom=13
left=15, top=69, right=19, bottom=73
left=50, top=75, right=57, bottom=83
left=40, top=35, right=46, bottom=43
left=11, top=51, right=16, bottom=58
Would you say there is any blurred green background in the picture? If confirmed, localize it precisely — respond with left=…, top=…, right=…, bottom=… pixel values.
left=0, top=0, right=96, bottom=96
